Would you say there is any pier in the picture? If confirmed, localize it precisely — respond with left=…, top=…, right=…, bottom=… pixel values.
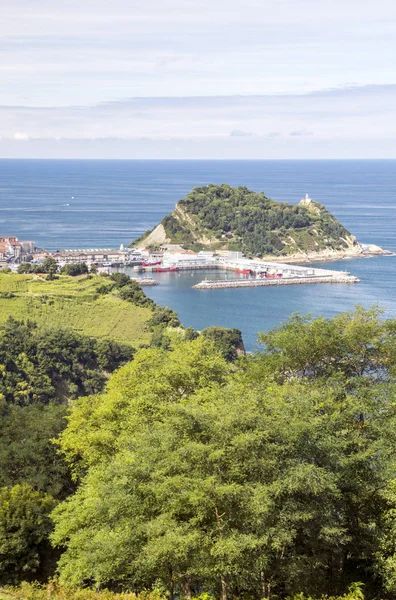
left=131, top=277, right=159, bottom=286
left=193, top=274, right=360, bottom=290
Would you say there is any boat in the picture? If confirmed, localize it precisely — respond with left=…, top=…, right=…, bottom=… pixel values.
left=142, top=261, right=161, bottom=267
left=153, top=266, right=179, bottom=273
left=235, top=268, right=251, bottom=274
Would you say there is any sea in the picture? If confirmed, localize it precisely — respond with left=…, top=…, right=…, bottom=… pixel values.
left=0, top=159, right=395, bottom=351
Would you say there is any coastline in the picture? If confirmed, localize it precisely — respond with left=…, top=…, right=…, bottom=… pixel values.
left=256, top=247, right=393, bottom=265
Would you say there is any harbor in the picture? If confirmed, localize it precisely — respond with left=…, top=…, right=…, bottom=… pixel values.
left=127, top=251, right=360, bottom=289
left=0, top=236, right=361, bottom=290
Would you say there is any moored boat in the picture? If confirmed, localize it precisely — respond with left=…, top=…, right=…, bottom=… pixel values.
left=142, top=261, right=161, bottom=267
left=153, top=266, right=179, bottom=273
left=235, top=268, right=251, bottom=274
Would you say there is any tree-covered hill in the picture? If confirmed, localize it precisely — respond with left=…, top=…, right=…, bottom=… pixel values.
left=135, top=184, right=362, bottom=258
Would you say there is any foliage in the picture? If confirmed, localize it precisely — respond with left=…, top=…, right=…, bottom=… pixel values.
left=41, top=258, right=58, bottom=275
left=201, top=326, right=244, bottom=362
left=18, top=263, right=35, bottom=274
left=1, top=582, right=166, bottom=600
left=158, top=184, right=356, bottom=257
left=148, top=306, right=181, bottom=329
left=0, top=315, right=136, bottom=584
left=0, top=484, right=56, bottom=585
left=255, top=305, right=394, bottom=383
left=0, top=401, right=71, bottom=498
left=0, top=317, right=134, bottom=404
left=56, top=337, right=230, bottom=475
left=287, top=583, right=365, bottom=600
left=18, top=263, right=51, bottom=275
left=51, top=308, right=396, bottom=599
left=96, top=273, right=157, bottom=308
left=117, top=282, right=154, bottom=308
left=60, top=263, right=89, bottom=276
left=110, top=273, right=133, bottom=288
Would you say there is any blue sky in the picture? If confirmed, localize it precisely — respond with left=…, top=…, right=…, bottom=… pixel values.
left=1, top=0, right=395, bottom=158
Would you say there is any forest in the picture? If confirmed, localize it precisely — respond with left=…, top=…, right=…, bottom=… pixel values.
left=157, top=185, right=358, bottom=257
left=2, top=296, right=396, bottom=600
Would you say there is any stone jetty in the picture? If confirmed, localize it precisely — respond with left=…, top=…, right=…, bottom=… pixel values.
left=132, top=277, right=159, bottom=286
left=193, top=275, right=360, bottom=290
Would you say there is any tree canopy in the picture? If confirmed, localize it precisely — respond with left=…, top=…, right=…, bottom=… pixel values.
left=157, top=185, right=357, bottom=257
left=0, top=317, right=134, bottom=404
left=50, top=308, right=396, bottom=599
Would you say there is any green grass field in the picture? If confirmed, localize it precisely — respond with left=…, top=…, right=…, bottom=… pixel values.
left=0, top=273, right=153, bottom=347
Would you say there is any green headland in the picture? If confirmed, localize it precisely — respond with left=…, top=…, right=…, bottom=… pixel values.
left=135, top=184, right=366, bottom=259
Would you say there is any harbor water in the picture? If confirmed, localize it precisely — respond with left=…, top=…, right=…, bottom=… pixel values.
left=0, top=159, right=395, bottom=350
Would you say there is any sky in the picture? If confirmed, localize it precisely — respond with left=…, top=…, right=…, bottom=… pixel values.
left=1, top=0, right=396, bottom=158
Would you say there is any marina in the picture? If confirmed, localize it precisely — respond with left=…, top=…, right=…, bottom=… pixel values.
left=0, top=237, right=361, bottom=290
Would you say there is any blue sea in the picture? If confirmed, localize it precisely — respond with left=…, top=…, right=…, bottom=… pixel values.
left=1, top=159, right=395, bottom=350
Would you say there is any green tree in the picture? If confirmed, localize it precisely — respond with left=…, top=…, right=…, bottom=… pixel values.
left=148, top=306, right=181, bottom=329
left=0, top=318, right=134, bottom=404
left=201, top=326, right=244, bottom=362
left=0, top=401, right=71, bottom=498
left=60, top=262, right=89, bottom=276
left=17, top=263, right=33, bottom=274
left=41, top=257, right=58, bottom=275
left=0, top=484, right=56, bottom=585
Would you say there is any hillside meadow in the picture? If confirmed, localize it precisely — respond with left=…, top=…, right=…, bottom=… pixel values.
left=0, top=273, right=152, bottom=347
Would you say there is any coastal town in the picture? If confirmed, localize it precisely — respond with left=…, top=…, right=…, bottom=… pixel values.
left=0, top=234, right=360, bottom=287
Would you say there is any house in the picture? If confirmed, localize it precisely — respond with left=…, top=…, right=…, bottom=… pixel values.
left=0, top=236, right=35, bottom=261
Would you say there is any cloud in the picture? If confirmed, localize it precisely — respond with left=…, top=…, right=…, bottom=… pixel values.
left=290, top=130, right=314, bottom=136
left=1, top=0, right=396, bottom=107
left=230, top=129, right=252, bottom=137
left=0, top=84, right=395, bottom=157
left=13, top=131, right=29, bottom=141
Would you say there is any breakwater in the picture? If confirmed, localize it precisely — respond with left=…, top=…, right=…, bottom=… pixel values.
left=194, top=275, right=360, bottom=290
left=132, top=277, right=159, bottom=286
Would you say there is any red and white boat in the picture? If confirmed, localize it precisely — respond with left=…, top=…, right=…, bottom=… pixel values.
left=235, top=268, right=251, bottom=275
left=153, top=266, right=179, bottom=273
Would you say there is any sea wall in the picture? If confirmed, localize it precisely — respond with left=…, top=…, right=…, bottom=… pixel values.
left=194, top=275, right=360, bottom=290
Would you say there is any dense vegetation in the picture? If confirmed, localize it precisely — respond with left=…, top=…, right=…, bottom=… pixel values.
left=5, top=306, right=390, bottom=600
left=156, top=184, right=358, bottom=257
left=0, top=317, right=134, bottom=405
left=0, top=271, right=246, bottom=592
left=4, top=264, right=396, bottom=599
left=0, top=316, right=138, bottom=586
left=0, top=583, right=366, bottom=600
